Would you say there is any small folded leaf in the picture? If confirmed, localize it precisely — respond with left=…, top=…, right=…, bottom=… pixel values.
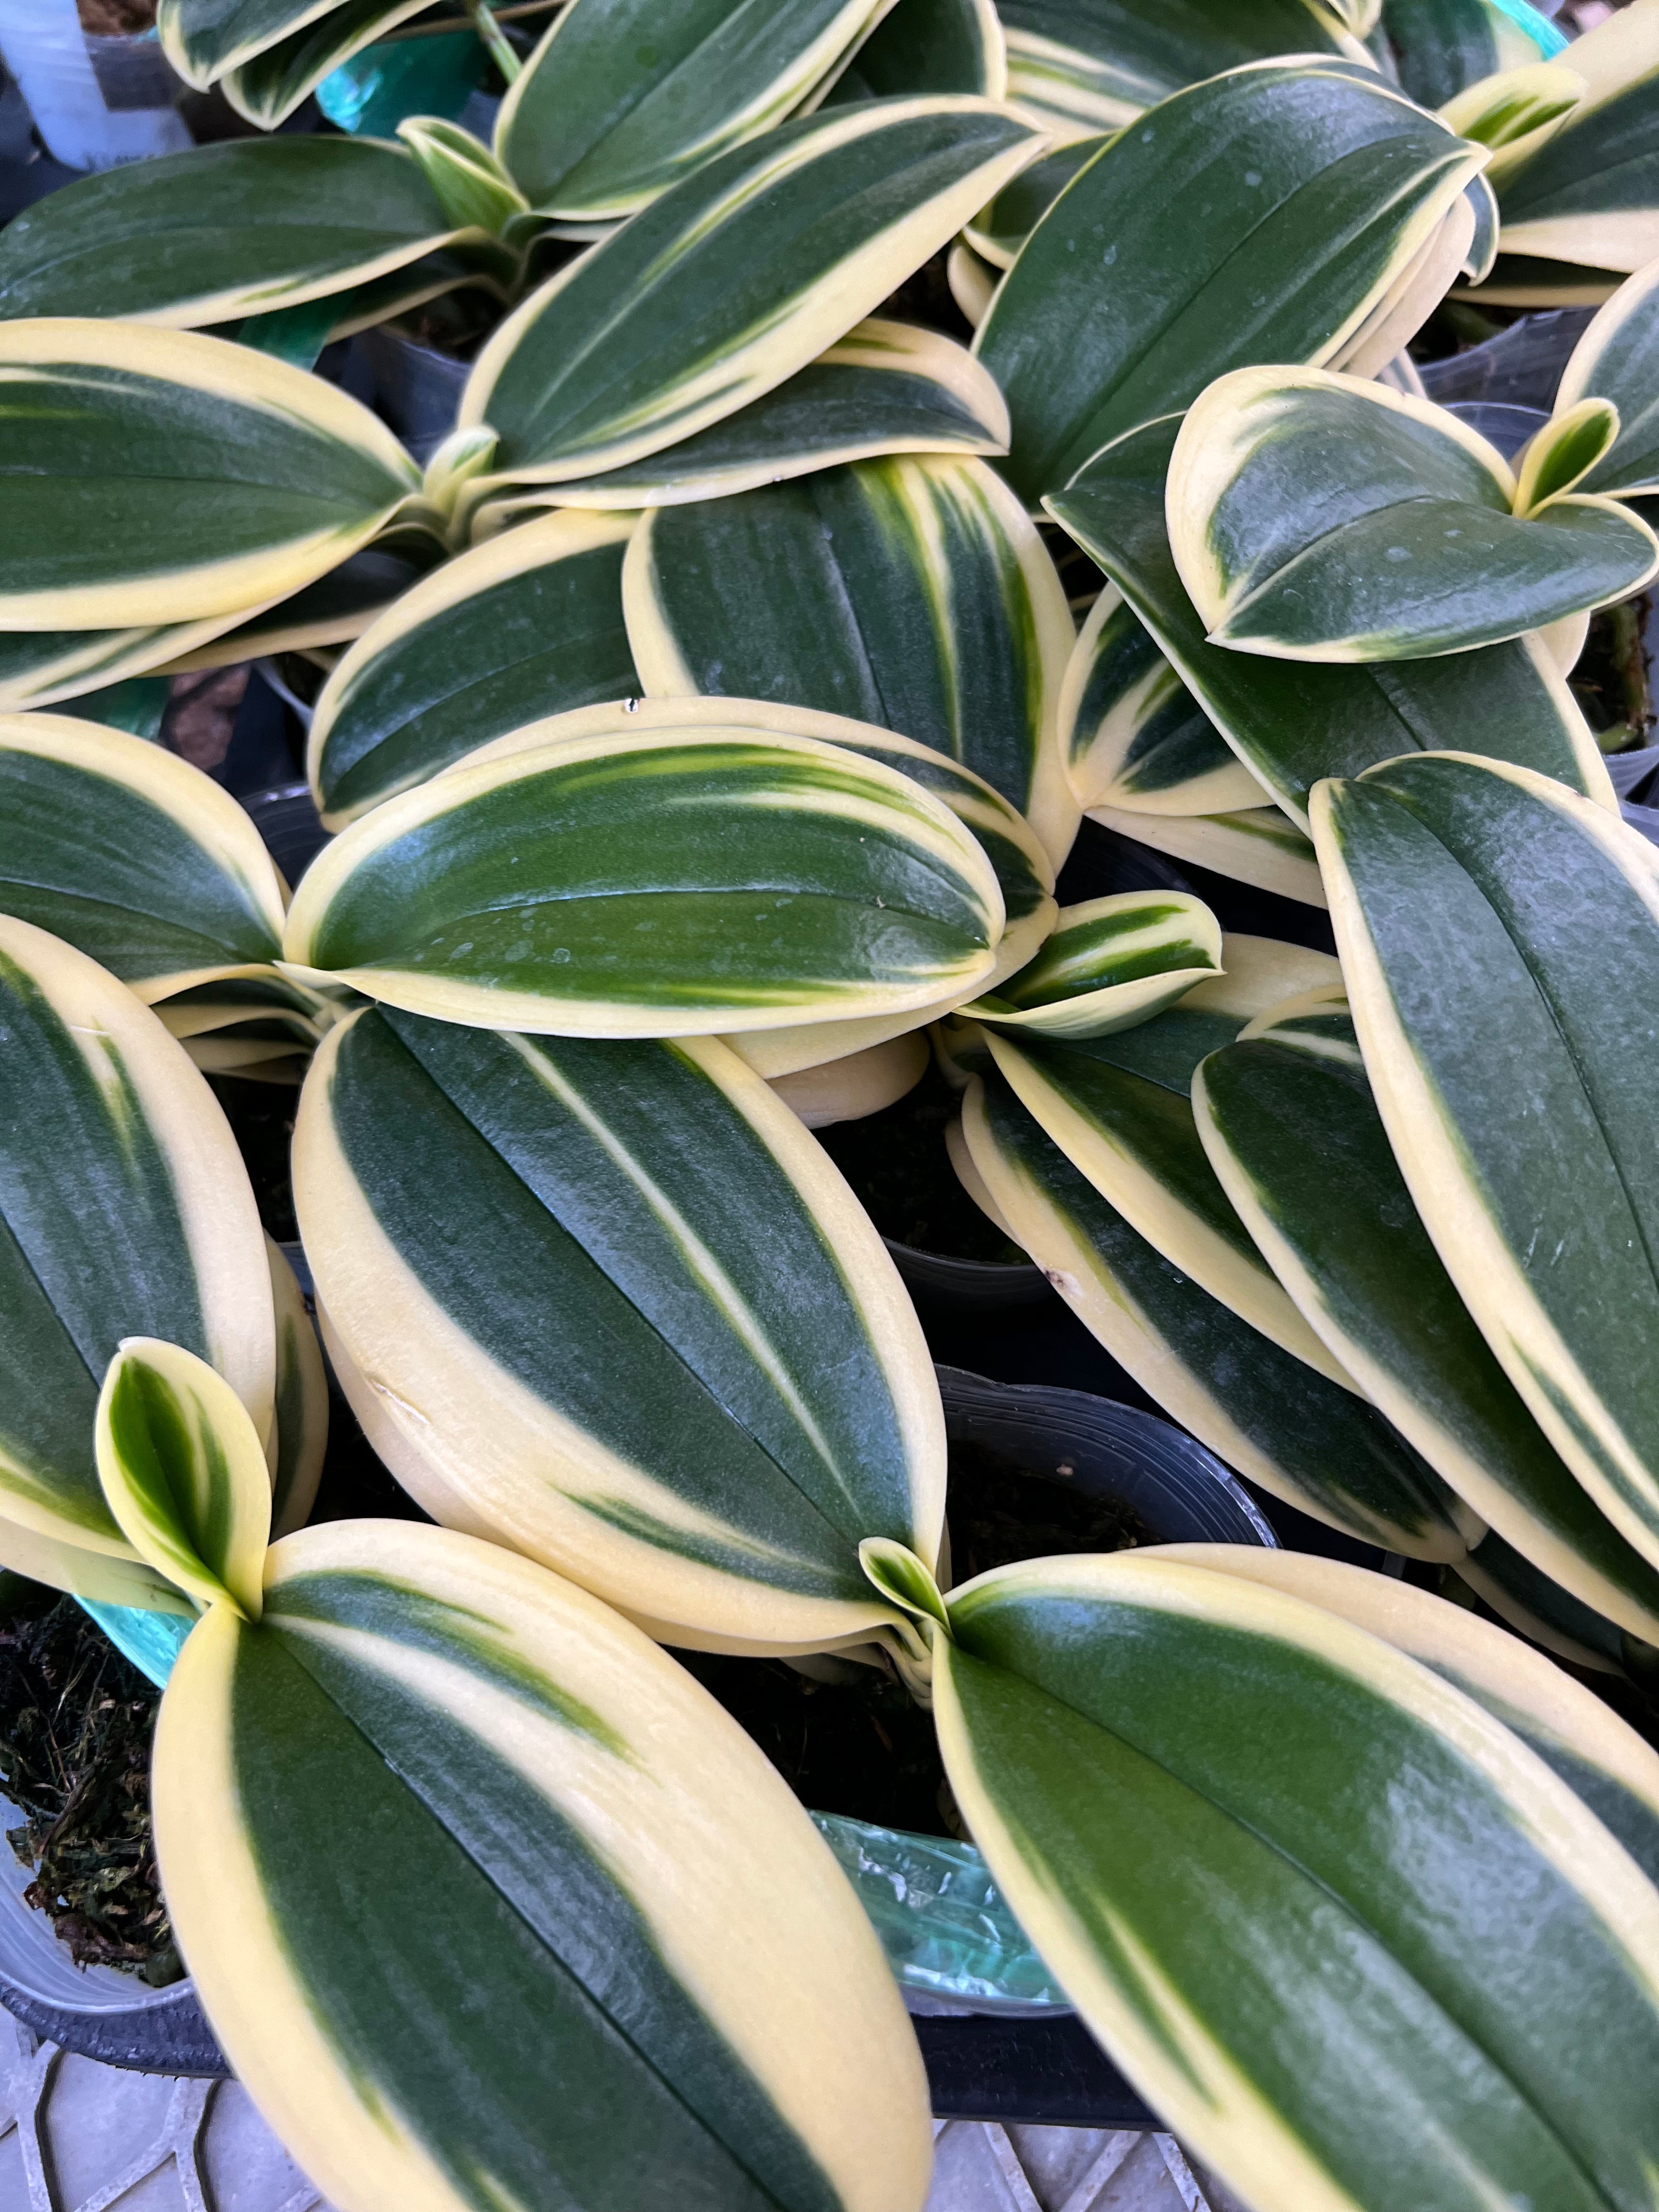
left=1441, top=62, right=1585, bottom=197
left=398, top=117, right=529, bottom=236
left=1554, top=255, right=1659, bottom=496
left=958, top=1071, right=1466, bottom=1553
left=1494, top=0, right=1659, bottom=275
left=0, top=321, right=419, bottom=632
left=1059, top=587, right=1265, bottom=817
left=976, top=60, right=1483, bottom=503
left=155, top=1520, right=933, bottom=2212
left=1313, top=751, right=1659, bottom=1579
left=998, top=0, right=1368, bottom=141
left=296, top=1013, right=943, bottom=1649
left=1167, top=365, right=1659, bottom=663
left=215, top=0, right=437, bottom=128
left=308, top=512, right=639, bottom=828
left=1167, top=1543, right=1659, bottom=1879
left=1512, top=394, right=1621, bottom=513
left=961, top=892, right=1221, bottom=1040
left=0, top=714, right=287, bottom=997
left=1194, top=1008, right=1659, bottom=1645
left=1086, top=805, right=1329, bottom=908
left=497, top=0, right=889, bottom=219
left=0, top=138, right=477, bottom=329
left=462, top=97, right=1041, bottom=486
left=284, top=712, right=1004, bottom=1038
left=981, top=1028, right=1357, bottom=1384
left=625, top=454, right=1076, bottom=861
left=267, top=1238, right=326, bottom=1542
left=0, top=918, right=274, bottom=1559
left=1049, top=413, right=1614, bottom=823
left=486, top=319, right=1012, bottom=512
left=97, top=1339, right=272, bottom=1620
left=933, top=1550, right=1659, bottom=2212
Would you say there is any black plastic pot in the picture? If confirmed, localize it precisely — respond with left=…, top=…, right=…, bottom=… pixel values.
left=887, top=1240, right=1052, bottom=1312
left=1417, top=310, right=1595, bottom=412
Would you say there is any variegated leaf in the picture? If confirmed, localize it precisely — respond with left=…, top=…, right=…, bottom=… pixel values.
left=156, top=1518, right=933, bottom=2212
left=1170, top=1544, right=1659, bottom=1878
left=1060, top=586, right=1265, bottom=817
left=461, top=97, right=1041, bottom=487
left=308, top=512, right=640, bottom=829
left=1167, top=366, right=1658, bottom=663
left=1193, top=1000, right=1659, bottom=1645
left=215, top=0, right=437, bottom=128
left=476, top=320, right=1011, bottom=514
left=283, top=709, right=1005, bottom=1038
left=496, top=0, right=891, bottom=219
left=97, top=1338, right=272, bottom=1619
left=0, top=138, right=486, bottom=329
left=964, top=135, right=1104, bottom=269
left=268, top=1236, right=326, bottom=1541
left=158, top=0, right=353, bottom=85
left=1495, top=0, right=1659, bottom=278
left=956, top=1070, right=1468, bottom=1553
left=960, top=891, right=1222, bottom=1041
left=1086, top=805, right=1329, bottom=908
left=1313, top=751, right=1659, bottom=1581
left=295, top=1011, right=944, bottom=1650
left=1048, top=412, right=1614, bottom=826
left=0, top=917, right=273, bottom=1561
left=933, top=1548, right=1659, bottom=2212
left=624, top=454, right=1076, bottom=861
left=0, top=321, right=419, bottom=631
left=980, top=1025, right=1358, bottom=1384
left=998, top=0, right=1368, bottom=140
left=0, top=714, right=287, bottom=998
left=975, top=60, right=1485, bottom=503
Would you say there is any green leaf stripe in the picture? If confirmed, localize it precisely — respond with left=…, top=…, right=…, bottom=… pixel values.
left=295, top=1011, right=943, bottom=1646
left=963, top=892, right=1222, bottom=1041
left=625, top=454, right=1077, bottom=860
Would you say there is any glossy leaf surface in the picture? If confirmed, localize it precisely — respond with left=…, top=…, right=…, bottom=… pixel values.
left=961, top=891, right=1221, bottom=1040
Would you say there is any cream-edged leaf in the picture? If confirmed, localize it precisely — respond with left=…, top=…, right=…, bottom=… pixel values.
left=934, top=1548, right=1659, bottom=2212
left=308, top=513, right=639, bottom=829
left=0, top=714, right=287, bottom=996
left=283, top=712, right=1005, bottom=1038
left=0, top=321, right=419, bottom=632
left=294, top=1013, right=944, bottom=1650
left=461, top=97, right=1042, bottom=487
left=97, top=1338, right=272, bottom=1620
left=1049, top=412, right=1615, bottom=825
left=1166, top=365, right=1658, bottom=663
left=155, top=1518, right=933, bottom=2212
left=961, top=891, right=1221, bottom=1041
left=1555, top=252, right=1659, bottom=496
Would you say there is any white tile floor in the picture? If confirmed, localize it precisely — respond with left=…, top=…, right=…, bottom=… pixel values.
left=0, top=2011, right=1237, bottom=2212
